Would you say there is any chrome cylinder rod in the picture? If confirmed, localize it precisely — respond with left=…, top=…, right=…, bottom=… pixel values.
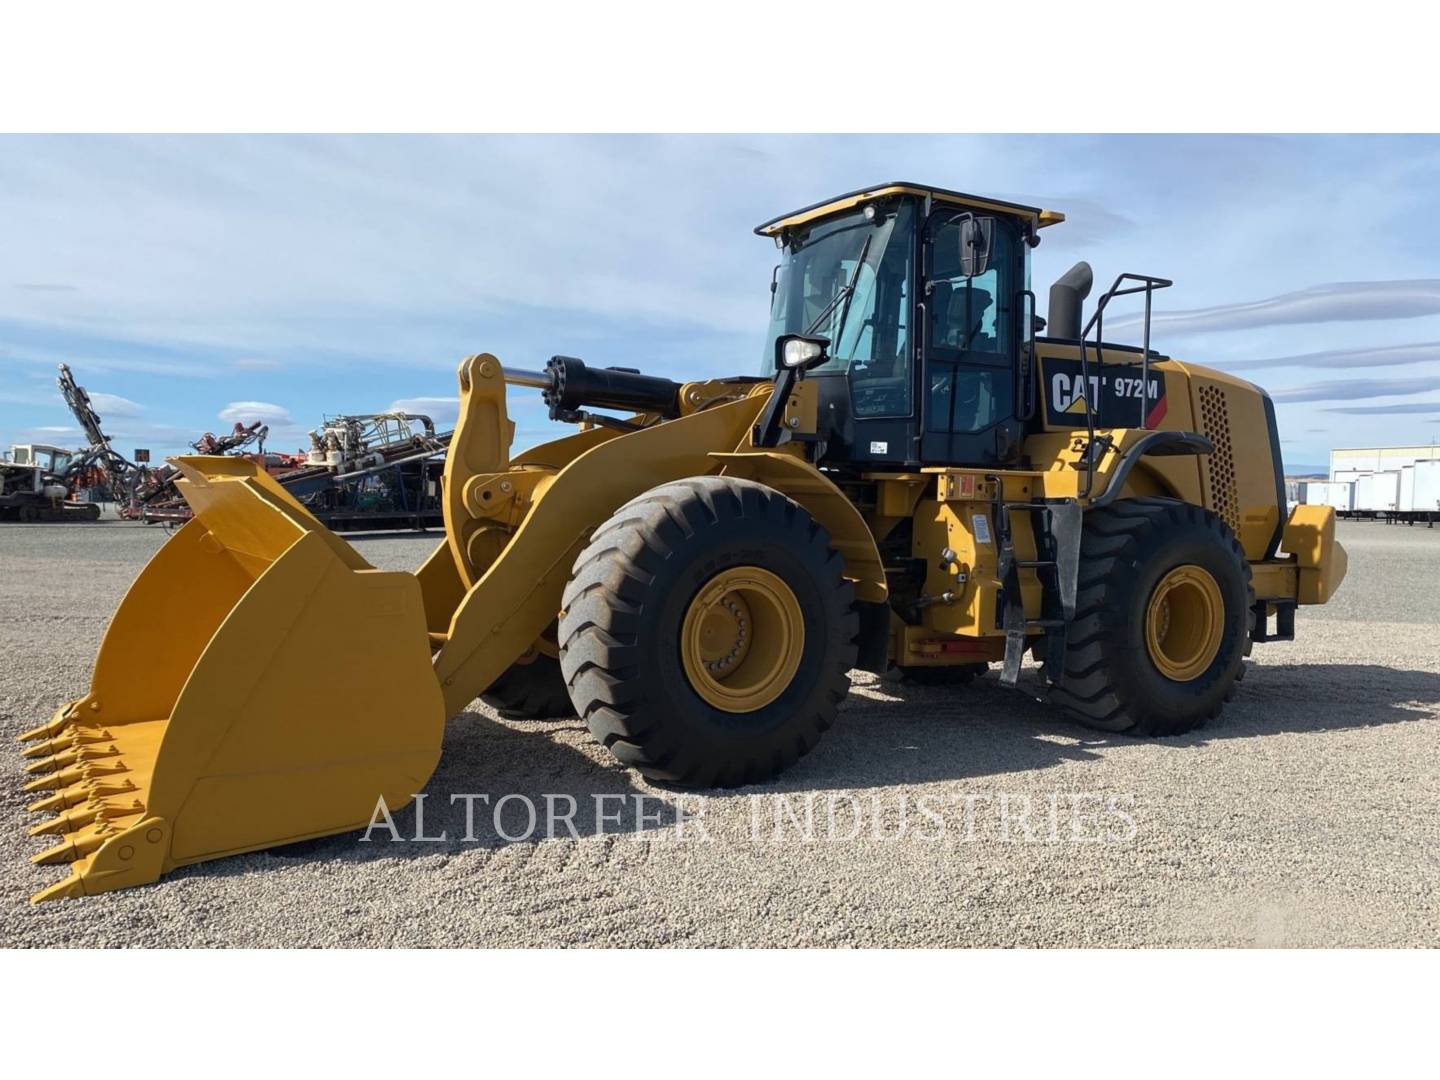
left=502, top=366, right=553, bottom=390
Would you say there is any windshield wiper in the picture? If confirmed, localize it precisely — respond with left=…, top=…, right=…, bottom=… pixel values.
left=802, top=234, right=873, bottom=340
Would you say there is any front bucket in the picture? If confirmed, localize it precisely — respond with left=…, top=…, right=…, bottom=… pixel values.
left=19, top=457, right=446, bottom=902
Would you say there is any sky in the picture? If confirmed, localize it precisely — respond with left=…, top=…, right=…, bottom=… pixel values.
left=4, top=134, right=1440, bottom=473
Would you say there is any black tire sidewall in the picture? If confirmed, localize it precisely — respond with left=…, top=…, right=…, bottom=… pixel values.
left=644, top=511, right=850, bottom=757
left=481, top=652, right=574, bottom=719
left=1106, top=517, right=1250, bottom=721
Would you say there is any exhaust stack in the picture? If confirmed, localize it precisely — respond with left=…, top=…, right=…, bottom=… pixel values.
left=1048, top=261, right=1094, bottom=340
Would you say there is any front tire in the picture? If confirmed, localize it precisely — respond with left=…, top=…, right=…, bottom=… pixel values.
left=1050, top=497, right=1253, bottom=736
left=559, top=476, right=857, bottom=787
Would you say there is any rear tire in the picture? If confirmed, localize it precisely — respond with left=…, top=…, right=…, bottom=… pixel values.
left=1050, top=497, right=1253, bottom=736
left=559, top=476, right=857, bottom=787
left=480, top=654, right=575, bottom=720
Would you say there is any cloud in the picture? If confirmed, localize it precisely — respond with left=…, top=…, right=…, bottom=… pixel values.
left=2, top=337, right=224, bottom=378
left=13, top=283, right=78, bottom=292
left=219, top=400, right=295, bottom=427
left=34, top=425, right=79, bottom=434
left=88, top=391, right=143, bottom=417
left=1270, top=376, right=1440, bottom=404
left=0, top=386, right=61, bottom=408
left=108, top=422, right=199, bottom=448
left=388, top=396, right=460, bottom=429
left=1226, top=341, right=1440, bottom=371
left=1322, top=402, right=1440, bottom=415
left=234, top=357, right=282, bottom=371
left=1112, top=280, right=1440, bottom=334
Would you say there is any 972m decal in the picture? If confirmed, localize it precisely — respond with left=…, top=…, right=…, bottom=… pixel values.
left=1042, top=356, right=1168, bottom=428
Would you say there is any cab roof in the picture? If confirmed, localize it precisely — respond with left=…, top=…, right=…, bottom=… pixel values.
left=13, top=443, right=69, bottom=454
left=754, top=181, right=1065, bottom=238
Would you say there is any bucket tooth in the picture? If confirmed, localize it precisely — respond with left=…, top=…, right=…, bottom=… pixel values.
left=32, top=840, right=76, bottom=865
left=22, top=737, right=66, bottom=760
left=29, top=806, right=99, bottom=837
left=31, top=875, right=86, bottom=903
left=18, top=708, right=78, bottom=743
left=26, top=746, right=123, bottom=776
left=31, top=830, right=103, bottom=865
left=30, top=778, right=138, bottom=813
left=24, top=766, right=86, bottom=793
left=21, top=729, right=111, bottom=760
left=28, top=791, right=144, bottom=847
left=28, top=786, right=89, bottom=814
left=24, top=749, right=78, bottom=775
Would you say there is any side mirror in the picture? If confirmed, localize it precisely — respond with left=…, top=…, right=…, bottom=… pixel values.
left=774, top=334, right=830, bottom=373
left=958, top=215, right=994, bottom=277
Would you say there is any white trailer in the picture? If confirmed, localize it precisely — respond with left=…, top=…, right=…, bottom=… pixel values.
left=1354, top=470, right=1401, bottom=513
left=1303, top=480, right=1355, bottom=513
left=1399, top=465, right=1416, bottom=513
left=1412, top=460, right=1440, bottom=516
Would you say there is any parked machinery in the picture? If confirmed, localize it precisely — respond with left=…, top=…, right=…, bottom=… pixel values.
left=134, top=422, right=283, bottom=522
left=278, top=413, right=449, bottom=530
left=139, top=413, right=447, bottom=529
left=55, top=364, right=143, bottom=512
left=21, top=182, right=1348, bottom=902
left=0, top=444, right=101, bottom=521
left=304, top=413, right=433, bottom=469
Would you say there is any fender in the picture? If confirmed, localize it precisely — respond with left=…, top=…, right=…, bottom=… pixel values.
left=709, top=450, right=887, bottom=604
left=1091, top=430, right=1212, bottom=508
left=712, top=449, right=890, bottom=675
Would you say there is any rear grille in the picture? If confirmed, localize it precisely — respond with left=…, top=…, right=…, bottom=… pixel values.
left=1198, top=384, right=1240, bottom=532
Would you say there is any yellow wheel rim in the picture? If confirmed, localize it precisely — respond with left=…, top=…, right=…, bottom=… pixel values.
left=680, top=566, right=805, bottom=713
left=1145, top=564, right=1224, bottom=682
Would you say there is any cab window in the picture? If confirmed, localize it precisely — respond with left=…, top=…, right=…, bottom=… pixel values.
left=926, top=215, right=1016, bottom=434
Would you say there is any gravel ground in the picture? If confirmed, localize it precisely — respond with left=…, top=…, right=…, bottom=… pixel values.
left=1, top=518, right=1435, bottom=947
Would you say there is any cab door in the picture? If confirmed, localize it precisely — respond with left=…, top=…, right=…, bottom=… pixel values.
left=919, top=211, right=1025, bottom=466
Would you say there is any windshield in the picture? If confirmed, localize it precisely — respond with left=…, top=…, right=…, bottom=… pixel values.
left=765, top=202, right=915, bottom=417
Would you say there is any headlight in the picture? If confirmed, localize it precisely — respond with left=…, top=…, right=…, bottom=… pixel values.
left=776, top=334, right=830, bottom=371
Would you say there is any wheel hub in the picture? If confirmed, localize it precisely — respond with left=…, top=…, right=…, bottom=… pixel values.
left=681, top=566, right=804, bottom=712
left=1145, top=563, right=1224, bottom=682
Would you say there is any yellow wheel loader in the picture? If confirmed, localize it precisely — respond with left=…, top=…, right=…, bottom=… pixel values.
left=19, top=182, right=1348, bottom=902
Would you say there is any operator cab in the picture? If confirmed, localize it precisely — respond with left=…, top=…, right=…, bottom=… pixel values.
left=758, top=182, right=1063, bottom=470
left=8, top=444, right=73, bottom=473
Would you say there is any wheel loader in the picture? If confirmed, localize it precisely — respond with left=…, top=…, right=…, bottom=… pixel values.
left=19, top=182, right=1348, bottom=902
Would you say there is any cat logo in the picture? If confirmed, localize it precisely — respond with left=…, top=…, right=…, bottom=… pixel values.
left=1052, top=373, right=1101, bottom=414
left=1044, top=357, right=1168, bottom=428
